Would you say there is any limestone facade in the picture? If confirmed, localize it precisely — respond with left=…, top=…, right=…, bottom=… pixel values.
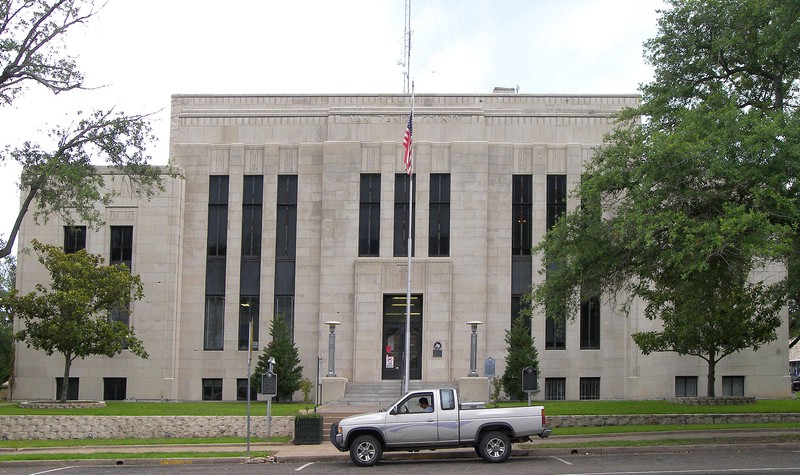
left=12, top=93, right=791, bottom=401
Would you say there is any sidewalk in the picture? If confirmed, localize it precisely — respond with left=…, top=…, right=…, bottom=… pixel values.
left=3, top=428, right=798, bottom=464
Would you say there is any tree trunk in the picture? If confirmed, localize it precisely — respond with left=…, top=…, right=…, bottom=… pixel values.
left=60, top=356, right=72, bottom=403
left=706, top=358, right=716, bottom=398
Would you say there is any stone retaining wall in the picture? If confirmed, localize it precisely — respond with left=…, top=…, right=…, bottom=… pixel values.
left=1, top=413, right=798, bottom=440
left=0, top=416, right=295, bottom=440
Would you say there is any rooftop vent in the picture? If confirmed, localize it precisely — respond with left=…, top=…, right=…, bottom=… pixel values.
left=492, top=86, right=518, bottom=93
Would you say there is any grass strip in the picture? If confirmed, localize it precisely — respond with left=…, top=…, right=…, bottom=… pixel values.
left=0, top=451, right=263, bottom=462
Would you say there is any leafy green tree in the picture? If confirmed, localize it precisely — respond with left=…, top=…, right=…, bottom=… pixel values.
left=0, top=240, right=148, bottom=402
left=252, top=315, right=303, bottom=402
left=532, top=0, right=799, bottom=397
left=501, top=315, right=539, bottom=401
left=0, top=0, right=169, bottom=259
left=0, top=252, right=15, bottom=387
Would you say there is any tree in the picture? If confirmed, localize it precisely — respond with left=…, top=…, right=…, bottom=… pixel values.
left=0, top=251, right=14, bottom=387
left=532, top=0, right=799, bottom=397
left=0, top=240, right=148, bottom=402
left=252, top=315, right=303, bottom=402
left=0, top=0, right=169, bottom=259
left=501, top=315, right=539, bottom=401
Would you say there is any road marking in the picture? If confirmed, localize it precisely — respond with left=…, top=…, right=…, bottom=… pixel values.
left=551, top=456, right=573, bottom=465
left=29, top=468, right=78, bottom=475
left=295, top=462, right=314, bottom=471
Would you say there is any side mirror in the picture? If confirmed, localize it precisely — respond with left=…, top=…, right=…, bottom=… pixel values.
left=389, top=407, right=397, bottom=415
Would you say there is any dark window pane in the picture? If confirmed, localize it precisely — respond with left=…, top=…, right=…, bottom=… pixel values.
left=205, top=258, right=227, bottom=296
left=207, top=205, right=228, bottom=256
left=544, top=378, right=565, bottom=400
left=512, top=175, right=532, bottom=255
left=675, top=376, right=698, bottom=397
left=579, top=377, right=600, bottom=400
left=110, top=226, right=133, bottom=268
left=103, top=378, right=127, bottom=401
left=55, top=377, right=80, bottom=400
left=429, top=174, right=450, bottom=257
left=202, top=378, right=223, bottom=400
left=546, top=175, right=567, bottom=230
left=209, top=176, right=229, bottom=205
left=240, top=259, right=260, bottom=295
left=64, top=226, right=86, bottom=253
left=204, top=296, right=225, bottom=350
left=237, top=378, right=258, bottom=401
left=359, top=174, right=381, bottom=256
left=580, top=294, right=601, bottom=349
left=394, top=174, right=415, bottom=257
left=545, top=314, right=566, bottom=350
left=242, top=205, right=262, bottom=257
left=243, top=175, right=263, bottom=205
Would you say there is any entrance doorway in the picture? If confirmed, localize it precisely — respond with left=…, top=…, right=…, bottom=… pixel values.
left=382, top=294, right=422, bottom=380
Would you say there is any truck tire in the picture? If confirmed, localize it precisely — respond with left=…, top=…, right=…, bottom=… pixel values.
left=477, top=431, right=511, bottom=463
left=350, top=435, right=382, bottom=467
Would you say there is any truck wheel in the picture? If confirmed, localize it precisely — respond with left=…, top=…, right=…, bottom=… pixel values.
left=350, top=435, right=382, bottom=467
left=477, top=431, right=511, bottom=463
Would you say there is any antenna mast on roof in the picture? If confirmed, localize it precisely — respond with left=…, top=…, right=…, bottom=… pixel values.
left=402, top=0, right=412, bottom=93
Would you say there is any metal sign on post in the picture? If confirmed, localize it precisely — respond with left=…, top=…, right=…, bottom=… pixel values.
left=522, top=366, right=538, bottom=406
left=261, top=371, right=277, bottom=397
left=264, top=357, right=276, bottom=442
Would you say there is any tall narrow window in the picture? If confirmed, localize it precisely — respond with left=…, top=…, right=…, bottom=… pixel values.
left=240, top=175, right=262, bottom=351
left=63, top=226, right=86, bottom=253
left=546, top=175, right=567, bottom=229
left=204, top=175, right=228, bottom=351
left=429, top=174, right=450, bottom=257
left=109, top=226, right=134, bottom=330
left=512, top=175, right=533, bottom=329
left=394, top=174, right=416, bottom=257
left=359, top=174, right=380, bottom=256
left=512, top=175, right=533, bottom=255
left=545, top=316, right=566, bottom=349
left=110, top=226, right=133, bottom=270
left=275, top=176, right=297, bottom=337
left=545, top=175, right=567, bottom=349
left=580, top=294, right=600, bottom=349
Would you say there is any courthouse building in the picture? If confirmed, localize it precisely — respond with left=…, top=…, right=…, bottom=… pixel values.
left=12, top=92, right=791, bottom=401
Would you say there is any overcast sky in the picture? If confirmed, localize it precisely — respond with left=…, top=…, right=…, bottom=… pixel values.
left=0, top=0, right=666, bottom=255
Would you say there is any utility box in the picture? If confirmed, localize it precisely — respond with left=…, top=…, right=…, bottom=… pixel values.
left=522, top=366, right=538, bottom=391
left=262, top=371, right=277, bottom=397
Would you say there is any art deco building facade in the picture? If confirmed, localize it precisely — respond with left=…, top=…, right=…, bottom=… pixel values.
left=12, top=93, right=790, bottom=401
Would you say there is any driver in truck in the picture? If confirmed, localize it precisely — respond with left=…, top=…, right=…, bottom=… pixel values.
left=418, top=397, right=433, bottom=412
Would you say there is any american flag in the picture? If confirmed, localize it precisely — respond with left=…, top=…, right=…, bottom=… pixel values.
left=402, top=113, right=413, bottom=175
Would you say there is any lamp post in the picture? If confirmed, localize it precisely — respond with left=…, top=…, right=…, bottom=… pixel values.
left=467, top=321, right=482, bottom=377
left=324, top=321, right=340, bottom=377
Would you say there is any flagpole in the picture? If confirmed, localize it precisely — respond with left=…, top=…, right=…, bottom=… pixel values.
left=404, top=82, right=415, bottom=395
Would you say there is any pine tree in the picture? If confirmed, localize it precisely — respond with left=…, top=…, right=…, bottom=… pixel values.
left=501, top=315, right=539, bottom=401
left=252, top=315, right=303, bottom=401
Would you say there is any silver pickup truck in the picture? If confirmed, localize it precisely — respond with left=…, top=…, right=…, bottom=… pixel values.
left=330, top=388, right=551, bottom=466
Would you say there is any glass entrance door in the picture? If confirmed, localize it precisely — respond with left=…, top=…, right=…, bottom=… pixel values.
left=382, top=295, right=422, bottom=380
